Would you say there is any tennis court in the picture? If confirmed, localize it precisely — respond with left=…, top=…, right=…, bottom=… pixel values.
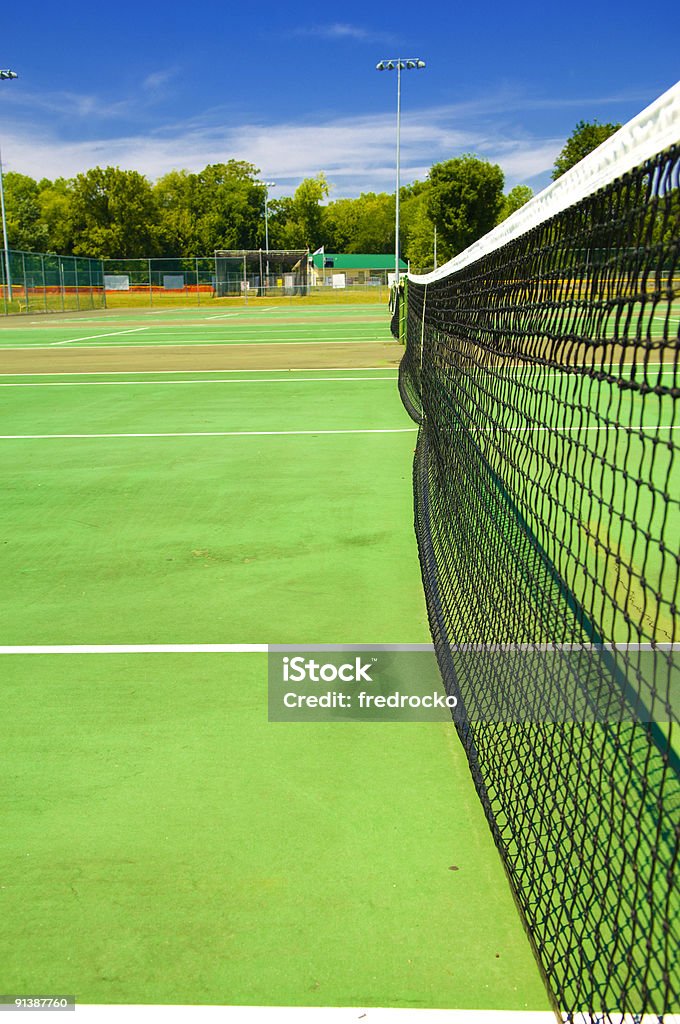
left=0, top=304, right=552, bottom=1016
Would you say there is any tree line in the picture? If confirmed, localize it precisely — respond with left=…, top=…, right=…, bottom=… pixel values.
left=1, top=120, right=619, bottom=273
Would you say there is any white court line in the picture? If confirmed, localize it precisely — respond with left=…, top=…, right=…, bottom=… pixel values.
left=0, top=364, right=663, bottom=379
left=203, top=306, right=278, bottom=318
left=51, top=327, right=150, bottom=346
left=132, top=323, right=384, bottom=329
left=481, top=366, right=677, bottom=378
left=32, top=317, right=143, bottom=324
left=0, top=337, right=387, bottom=350
left=0, top=644, right=268, bottom=654
left=83, top=342, right=387, bottom=350
left=2, top=643, right=671, bottom=654
left=0, top=428, right=418, bottom=440
left=466, top=424, right=680, bottom=433
left=0, top=376, right=397, bottom=388
left=52, top=1007, right=564, bottom=1024
left=0, top=367, right=394, bottom=377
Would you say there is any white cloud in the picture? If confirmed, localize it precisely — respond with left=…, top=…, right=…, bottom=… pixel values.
left=0, top=95, right=587, bottom=196
left=290, top=22, right=396, bottom=44
left=481, top=141, right=564, bottom=182
left=142, top=69, right=178, bottom=92
left=0, top=86, right=137, bottom=121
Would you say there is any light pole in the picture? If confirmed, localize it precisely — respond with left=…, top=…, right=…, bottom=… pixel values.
left=375, top=58, right=425, bottom=284
left=263, top=181, right=276, bottom=289
left=0, top=70, right=18, bottom=304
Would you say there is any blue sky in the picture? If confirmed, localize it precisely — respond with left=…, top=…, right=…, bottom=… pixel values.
left=1, top=0, right=678, bottom=200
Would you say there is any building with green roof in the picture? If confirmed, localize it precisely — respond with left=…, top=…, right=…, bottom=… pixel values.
left=308, top=252, right=408, bottom=289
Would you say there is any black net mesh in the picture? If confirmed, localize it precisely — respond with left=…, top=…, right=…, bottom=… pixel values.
left=396, top=145, right=680, bottom=1021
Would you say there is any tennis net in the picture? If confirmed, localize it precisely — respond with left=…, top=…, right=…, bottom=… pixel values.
left=395, top=83, right=680, bottom=1022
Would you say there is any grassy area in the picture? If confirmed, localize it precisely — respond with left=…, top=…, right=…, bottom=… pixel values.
left=103, top=288, right=389, bottom=310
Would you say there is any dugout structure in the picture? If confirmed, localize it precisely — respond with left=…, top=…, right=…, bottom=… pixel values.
left=215, top=249, right=309, bottom=297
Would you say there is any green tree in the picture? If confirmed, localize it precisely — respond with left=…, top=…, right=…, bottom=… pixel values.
left=497, top=184, right=533, bottom=223
left=401, top=182, right=441, bottom=272
left=279, top=174, right=330, bottom=249
left=37, top=178, right=75, bottom=254
left=265, top=196, right=296, bottom=249
left=154, top=169, right=202, bottom=255
left=551, top=120, right=621, bottom=180
left=193, top=161, right=265, bottom=252
left=427, top=155, right=505, bottom=257
left=324, top=192, right=394, bottom=254
left=2, top=172, right=50, bottom=251
left=69, top=166, right=163, bottom=257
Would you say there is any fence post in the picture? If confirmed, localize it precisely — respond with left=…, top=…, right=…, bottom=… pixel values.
left=1, top=249, right=6, bottom=315
left=21, top=251, right=28, bottom=312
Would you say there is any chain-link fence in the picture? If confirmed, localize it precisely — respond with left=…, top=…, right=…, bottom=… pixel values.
left=1, top=250, right=389, bottom=314
left=102, top=257, right=217, bottom=305
left=1, top=250, right=105, bottom=315
left=102, top=254, right=312, bottom=303
left=102, top=255, right=387, bottom=306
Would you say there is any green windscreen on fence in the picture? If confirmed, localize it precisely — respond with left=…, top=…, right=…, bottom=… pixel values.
left=0, top=250, right=105, bottom=315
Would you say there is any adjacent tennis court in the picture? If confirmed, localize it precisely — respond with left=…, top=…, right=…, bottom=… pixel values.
left=0, top=305, right=552, bottom=1015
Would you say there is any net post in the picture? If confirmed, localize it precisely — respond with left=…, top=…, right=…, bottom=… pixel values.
left=419, top=281, right=427, bottom=375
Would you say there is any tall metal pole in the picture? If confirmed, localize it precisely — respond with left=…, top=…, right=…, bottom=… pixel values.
left=265, top=193, right=270, bottom=263
left=375, top=60, right=425, bottom=287
left=0, top=71, right=19, bottom=305
left=263, top=181, right=275, bottom=289
left=0, top=148, right=12, bottom=301
left=395, top=62, right=401, bottom=284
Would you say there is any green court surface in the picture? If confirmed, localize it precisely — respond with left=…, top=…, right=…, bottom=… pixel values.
left=3, top=655, right=547, bottom=1009
left=0, top=307, right=551, bottom=1014
left=0, top=304, right=389, bottom=349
